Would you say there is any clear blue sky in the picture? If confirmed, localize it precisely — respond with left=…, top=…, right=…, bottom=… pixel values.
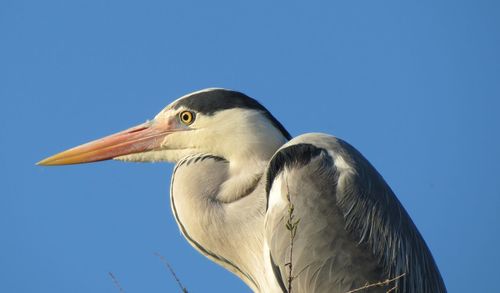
left=1, top=1, right=499, bottom=292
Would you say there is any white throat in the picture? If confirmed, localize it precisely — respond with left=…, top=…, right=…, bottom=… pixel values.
left=217, top=158, right=268, bottom=203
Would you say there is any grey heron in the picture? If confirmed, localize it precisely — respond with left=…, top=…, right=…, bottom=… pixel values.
left=38, top=88, right=446, bottom=293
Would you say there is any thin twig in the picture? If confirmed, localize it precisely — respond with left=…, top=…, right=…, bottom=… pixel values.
left=108, top=272, right=126, bottom=293
left=345, top=273, right=406, bottom=293
left=284, top=181, right=300, bottom=293
left=155, top=252, right=188, bottom=293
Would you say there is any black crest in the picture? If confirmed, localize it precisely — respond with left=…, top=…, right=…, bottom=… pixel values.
left=173, top=89, right=292, bottom=140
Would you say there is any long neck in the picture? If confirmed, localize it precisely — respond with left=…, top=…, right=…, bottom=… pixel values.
left=170, top=153, right=275, bottom=292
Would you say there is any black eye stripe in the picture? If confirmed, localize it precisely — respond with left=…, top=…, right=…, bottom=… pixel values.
left=172, top=89, right=291, bottom=139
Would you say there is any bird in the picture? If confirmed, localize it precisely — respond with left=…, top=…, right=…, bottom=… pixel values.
left=38, top=88, right=446, bottom=293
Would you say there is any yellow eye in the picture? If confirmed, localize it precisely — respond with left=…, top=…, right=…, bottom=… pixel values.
left=179, top=111, right=195, bottom=125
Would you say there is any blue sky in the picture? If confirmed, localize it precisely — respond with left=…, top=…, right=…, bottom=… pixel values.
left=1, top=0, right=499, bottom=292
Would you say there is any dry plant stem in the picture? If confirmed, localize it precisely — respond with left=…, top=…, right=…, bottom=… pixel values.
left=286, top=204, right=295, bottom=293
left=108, top=272, right=126, bottom=293
left=285, top=181, right=300, bottom=293
left=345, top=273, right=406, bottom=293
left=155, top=252, right=189, bottom=293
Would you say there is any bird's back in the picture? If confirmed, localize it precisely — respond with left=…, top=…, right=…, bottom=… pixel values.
left=264, top=133, right=446, bottom=293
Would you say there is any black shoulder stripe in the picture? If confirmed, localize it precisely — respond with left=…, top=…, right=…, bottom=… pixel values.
left=173, top=89, right=292, bottom=140
left=265, top=143, right=325, bottom=209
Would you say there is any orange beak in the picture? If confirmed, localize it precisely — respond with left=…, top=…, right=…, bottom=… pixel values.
left=37, top=121, right=172, bottom=166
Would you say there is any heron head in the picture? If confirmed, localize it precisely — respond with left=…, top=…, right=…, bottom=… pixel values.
left=38, top=88, right=291, bottom=166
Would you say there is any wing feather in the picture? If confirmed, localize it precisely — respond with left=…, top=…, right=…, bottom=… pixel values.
left=264, top=134, right=446, bottom=293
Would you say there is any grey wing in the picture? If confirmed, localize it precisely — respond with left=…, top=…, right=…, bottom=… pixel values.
left=264, top=133, right=446, bottom=293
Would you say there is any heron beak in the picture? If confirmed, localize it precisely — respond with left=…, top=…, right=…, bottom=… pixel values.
left=37, top=121, right=171, bottom=166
